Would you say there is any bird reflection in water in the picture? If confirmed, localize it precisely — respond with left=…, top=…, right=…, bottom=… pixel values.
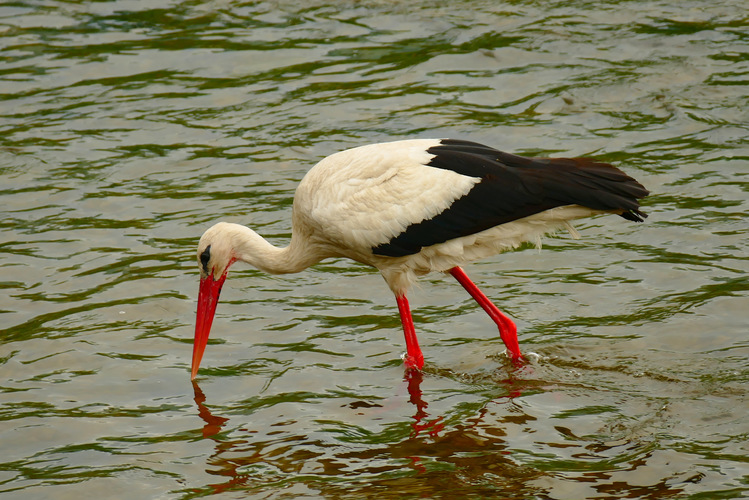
left=190, top=367, right=526, bottom=495
left=191, top=370, right=446, bottom=441
left=405, top=370, right=444, bottom=439
left=192, top=381, right=229, bottom=439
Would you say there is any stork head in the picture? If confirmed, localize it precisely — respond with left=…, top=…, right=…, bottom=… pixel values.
left=197, top=222, right=238, bottom=280
left=191, top=223, right=237, bottom=380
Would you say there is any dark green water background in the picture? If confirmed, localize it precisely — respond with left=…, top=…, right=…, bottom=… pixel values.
left=1, top=1, right=747, bottom=498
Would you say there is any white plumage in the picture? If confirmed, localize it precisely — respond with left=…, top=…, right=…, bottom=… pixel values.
left=190, top=138, right=649, bottom=379
left=301, top=140, right=478, bottom=247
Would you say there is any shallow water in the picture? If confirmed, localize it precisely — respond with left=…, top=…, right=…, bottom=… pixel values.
left=1, top=1, right=748, bottom=498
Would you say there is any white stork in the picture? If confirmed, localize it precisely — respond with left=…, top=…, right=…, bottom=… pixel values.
left=191, top=139, right=648, bottom=379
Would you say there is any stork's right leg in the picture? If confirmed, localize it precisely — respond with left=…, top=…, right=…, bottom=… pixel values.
left=396, top=294, right=424, bottom=370
left=449, top=266, right=523, bottom=362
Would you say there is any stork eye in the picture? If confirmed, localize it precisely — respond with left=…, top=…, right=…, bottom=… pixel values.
left=199, top=245, right=211, bottom=273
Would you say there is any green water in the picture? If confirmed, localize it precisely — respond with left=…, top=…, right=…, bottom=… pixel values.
left=1, top=1, right=747, bottom=498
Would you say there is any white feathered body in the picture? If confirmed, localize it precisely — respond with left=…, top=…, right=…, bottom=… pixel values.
left=291, top=139, right=605, bottom=293
left=192, top=138, right=647, bottom=378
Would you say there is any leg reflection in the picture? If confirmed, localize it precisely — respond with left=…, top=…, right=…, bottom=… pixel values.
left=405, top=369, right=444, bottom=439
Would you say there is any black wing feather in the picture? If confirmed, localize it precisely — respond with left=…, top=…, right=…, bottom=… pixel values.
left=372, top=139, right=649, bottom=257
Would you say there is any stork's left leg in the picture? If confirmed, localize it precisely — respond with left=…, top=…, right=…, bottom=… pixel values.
left=395, top=293, right=425, bottom=370
left=449, top=266, right=523, bottom=361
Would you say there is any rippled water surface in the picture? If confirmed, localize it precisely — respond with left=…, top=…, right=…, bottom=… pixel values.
left=2, top=1, right=748, bottom=498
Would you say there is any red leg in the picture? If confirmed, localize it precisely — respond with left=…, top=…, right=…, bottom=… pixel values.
left=396, top=294, right=424, bottom=370
left=449, top=266, right=523, bottom=361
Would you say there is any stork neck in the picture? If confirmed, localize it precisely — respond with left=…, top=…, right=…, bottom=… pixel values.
left=228, top=223, right=319, bottom=275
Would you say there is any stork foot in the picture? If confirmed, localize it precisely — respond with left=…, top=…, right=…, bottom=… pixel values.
left=402, top=351, right=424, bottom=371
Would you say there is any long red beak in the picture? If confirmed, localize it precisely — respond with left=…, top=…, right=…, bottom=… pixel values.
left=191, top=273, right=226, bottom=380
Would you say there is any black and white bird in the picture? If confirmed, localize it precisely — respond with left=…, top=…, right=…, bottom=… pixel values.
left=191, top=139, right=648, bottom=379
